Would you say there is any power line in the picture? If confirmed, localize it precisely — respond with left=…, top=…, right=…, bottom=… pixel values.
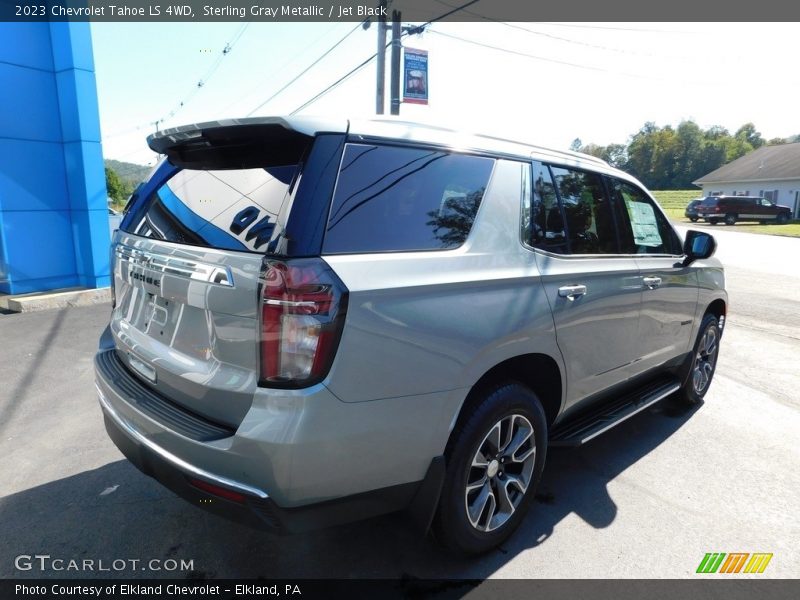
left=290, top=52, right=377, bottom=115
left=422, top=0, right=482, bottom=26
left=214, top=22, right=341, bottom=117
left=104, top=23, right=250, bottom=138
left=246, top=21, right=365, bottom=116
left=290, top=2, right=483, bottom=116
left=426, top=29, right=677, bottom=81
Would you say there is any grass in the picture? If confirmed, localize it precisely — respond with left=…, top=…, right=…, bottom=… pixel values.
left=651, top=190, right=800, bottom=238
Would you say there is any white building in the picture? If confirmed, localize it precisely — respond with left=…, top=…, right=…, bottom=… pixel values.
left=693, top=142, right=800, bottom=219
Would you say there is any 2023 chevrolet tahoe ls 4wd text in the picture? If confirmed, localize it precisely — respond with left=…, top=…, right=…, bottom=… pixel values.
left=95, top=117, right=727, bottom=554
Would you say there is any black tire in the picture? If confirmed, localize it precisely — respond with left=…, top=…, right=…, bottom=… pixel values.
left=724, top=213, right=737, bottom=226
left=689, top=217, right=699, bottom=222
left=776, top=213, right=789, bottom=225
left=679, top=314, right=721, bottom=405
left=433, top=382, right=547, bottom=555
left=708, top=218, right=719, bottom=225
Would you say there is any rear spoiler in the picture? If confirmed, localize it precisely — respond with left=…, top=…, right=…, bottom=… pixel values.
left=146, top=116, right=348, bottom=170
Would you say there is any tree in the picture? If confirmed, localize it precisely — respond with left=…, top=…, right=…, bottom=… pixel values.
left=105, top=166, right=126, bottom=203
left=734, top=123, right=765, bottom=149
left=573, top=120, right=775, bottom=189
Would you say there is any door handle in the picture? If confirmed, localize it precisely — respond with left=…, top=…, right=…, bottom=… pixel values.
left=558, top=284, right=587, bottom=301
left=643, top=276, right=662, bottom=289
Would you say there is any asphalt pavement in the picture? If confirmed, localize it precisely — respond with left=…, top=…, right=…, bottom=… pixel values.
left=0, top=226, right=798, bottom=579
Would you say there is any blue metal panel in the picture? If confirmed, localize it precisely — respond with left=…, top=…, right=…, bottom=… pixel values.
left=50, top=22, right=95, bottom=73
left=0, top=139, right=69, bottom=212
left=63, top=141, right=106, bottom=211
left=0, top=62, right=62, bottom=143
left=1, top=210, right=78, bottom=281
left=0, top=20, right=109, bottom=295
left=71, top=208, right=111, bottom=288
left=0, top=23, right=53, bottom=71
left=55, top=68, right=102, bottom=143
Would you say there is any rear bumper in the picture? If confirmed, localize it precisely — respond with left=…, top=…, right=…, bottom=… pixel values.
left=100, top=387, right=281, bottom=530
left=94, top=348, right=443, bottom=532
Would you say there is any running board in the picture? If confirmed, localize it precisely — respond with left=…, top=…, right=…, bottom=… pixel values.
left=549, top=377, right=681, bottom=447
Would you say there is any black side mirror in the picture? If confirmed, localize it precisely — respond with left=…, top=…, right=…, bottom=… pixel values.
left=683, top=230, right=716, bottom=266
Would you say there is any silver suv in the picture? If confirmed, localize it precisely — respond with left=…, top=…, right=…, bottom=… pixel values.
left=95, top=117, right=727, bottom=554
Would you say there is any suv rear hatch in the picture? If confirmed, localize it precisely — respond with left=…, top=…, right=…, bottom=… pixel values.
left=110, top=118, right=347, bottom=428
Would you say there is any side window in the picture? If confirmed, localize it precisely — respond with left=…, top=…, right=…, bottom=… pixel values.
left=323, top=144, right=495, bottom=254
left=529, top=161, right=568, bottom=253
left=550, top=166, right=618, bottom=254
left=607, top=178, right=680, bottom=255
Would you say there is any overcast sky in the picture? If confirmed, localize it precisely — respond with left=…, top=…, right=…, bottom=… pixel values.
left=92, top=21, right=800, bottom=167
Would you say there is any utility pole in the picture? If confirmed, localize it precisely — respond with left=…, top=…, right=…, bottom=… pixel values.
left=375, top=0, right=387, bottom=114
left=390, top=9, right=401, bottom=116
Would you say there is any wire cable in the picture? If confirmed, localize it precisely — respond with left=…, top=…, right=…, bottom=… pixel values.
left=246, top=21, right=365, bottom=116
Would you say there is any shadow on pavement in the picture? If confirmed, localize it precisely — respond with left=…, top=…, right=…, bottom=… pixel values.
left=0, top=395, right=699, bottom=580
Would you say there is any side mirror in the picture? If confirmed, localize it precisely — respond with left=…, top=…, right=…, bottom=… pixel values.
left=683, top=230, right=716, bottom=266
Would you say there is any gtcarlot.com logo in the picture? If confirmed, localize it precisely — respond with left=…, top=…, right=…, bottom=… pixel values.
left=14, top=554, right=194, bottom=573
left=696, top=552, right=773, bottom=574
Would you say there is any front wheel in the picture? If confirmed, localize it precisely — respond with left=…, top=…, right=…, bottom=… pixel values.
left=433, top=382, right=547, bottom=555
left=679, top=314, right=721, bottom=405
left=776, top=213, right=789, bottom=225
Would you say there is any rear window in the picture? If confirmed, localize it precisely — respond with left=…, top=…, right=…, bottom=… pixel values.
left=123, top=166, right=296, bottom=252
left=323, top=144, right=495, bottom=254
left=701, top=197, right=719, bottom=207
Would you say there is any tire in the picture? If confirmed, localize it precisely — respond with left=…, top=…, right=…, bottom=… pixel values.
left=724, top=213, right=737, bottom=226
left=433, top=382, right=547, bottom=555
left=776, top=213, right=789, bottom=225
left=679, top=314, right=721, bottom=405
left=708, top=218, right=719, bottom=225
left=689, top=217, right=699, bottom=222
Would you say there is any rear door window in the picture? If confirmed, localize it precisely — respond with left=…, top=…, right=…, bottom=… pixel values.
left=549, top=166, right=618, bottom=254
left=528, top=162, right=568, bottom=253
left=323, top=144, right=495, bottom=254
left=123, top=166, right=296, bottom=252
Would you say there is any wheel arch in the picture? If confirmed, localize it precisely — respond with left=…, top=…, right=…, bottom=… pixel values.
left=451, top=353, right=563, bottom=440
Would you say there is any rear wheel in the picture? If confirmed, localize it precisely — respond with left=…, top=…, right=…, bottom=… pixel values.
left=708, top=218, right=719, bottom=225
left=724, top=213, right=737, bottom=226
left=433, top=382, right=547, bottom=555
left=679, top=314, right=721, bottom=405
left=689, top=217, right=699, bottom=222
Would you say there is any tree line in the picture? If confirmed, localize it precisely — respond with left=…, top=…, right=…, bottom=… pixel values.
left=105, top=159, right=152, bottom=205
left=571, top=121, right=800, bottom=190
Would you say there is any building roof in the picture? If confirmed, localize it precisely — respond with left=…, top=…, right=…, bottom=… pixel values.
left=694, top=142, right=800, bottom=185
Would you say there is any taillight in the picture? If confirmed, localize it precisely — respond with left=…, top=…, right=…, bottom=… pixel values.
left=258, top=258, right=348, bottom=388
left=714, top=206, right=720, bottom=212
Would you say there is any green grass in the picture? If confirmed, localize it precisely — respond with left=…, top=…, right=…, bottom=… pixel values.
left=651, top=189, right=800, bottom=237
left=718, top=222, right=800, bottom=237
left=651, top=189, right=702, bottom=221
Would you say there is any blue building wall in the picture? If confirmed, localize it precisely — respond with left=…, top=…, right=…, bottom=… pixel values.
left=0, top=22, right=109, bottom=294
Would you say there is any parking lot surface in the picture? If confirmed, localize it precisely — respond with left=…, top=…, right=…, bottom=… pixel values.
left=1, top=227, right=798, bottom=579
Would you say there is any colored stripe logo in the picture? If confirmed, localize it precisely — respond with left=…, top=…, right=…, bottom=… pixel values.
left=697, top=553, right=773, bottom=574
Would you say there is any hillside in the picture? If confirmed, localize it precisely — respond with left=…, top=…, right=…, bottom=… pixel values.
left=104, top=159, right=150, bottom=187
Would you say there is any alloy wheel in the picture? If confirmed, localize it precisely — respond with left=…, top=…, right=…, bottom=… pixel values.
left=692, top=326, right=718, bottom=394
left=464, top=414, right=536, bottom=532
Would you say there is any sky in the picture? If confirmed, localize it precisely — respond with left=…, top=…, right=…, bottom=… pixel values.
left=91, top=21, right=800, bottom=169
